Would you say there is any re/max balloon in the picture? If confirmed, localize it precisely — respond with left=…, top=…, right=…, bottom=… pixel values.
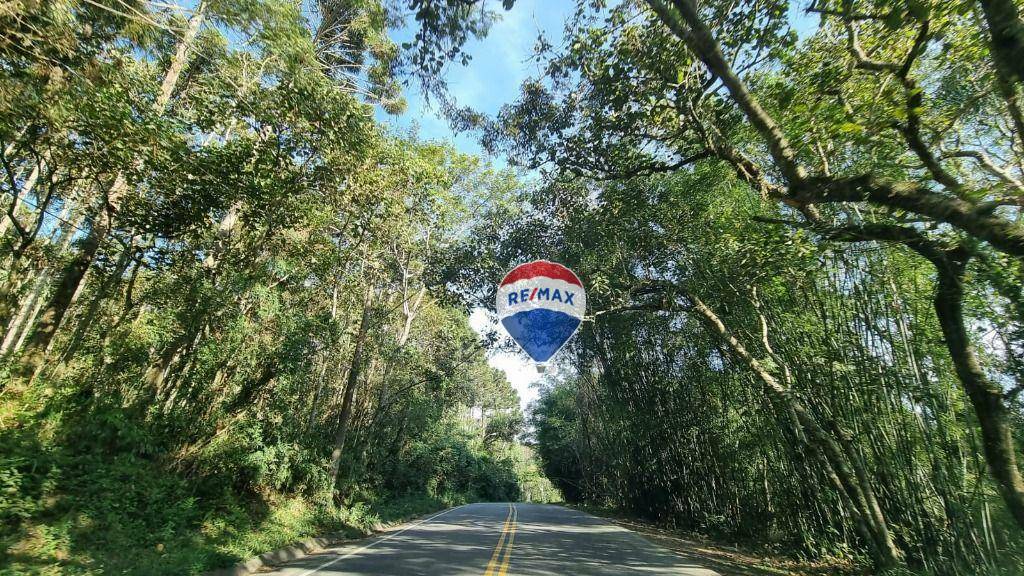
left=496, top=260, right=587, bottom=364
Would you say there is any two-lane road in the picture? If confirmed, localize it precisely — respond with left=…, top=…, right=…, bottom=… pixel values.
left=263, top=502, right=719, bottom=575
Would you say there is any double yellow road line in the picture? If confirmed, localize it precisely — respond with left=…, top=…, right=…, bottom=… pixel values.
left=483, top=503, right=517, bottom=576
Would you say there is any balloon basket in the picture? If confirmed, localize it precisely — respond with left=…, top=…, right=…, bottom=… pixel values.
left=536, top=363, right=547, bottom=373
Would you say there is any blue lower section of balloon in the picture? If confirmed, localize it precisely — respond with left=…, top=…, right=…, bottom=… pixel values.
left=501, top=309, right=581, bottom=363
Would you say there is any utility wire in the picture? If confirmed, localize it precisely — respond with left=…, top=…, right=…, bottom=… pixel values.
left=0, top=189, right=138, bottom=256
left=0, top=188, right=89, bottom=237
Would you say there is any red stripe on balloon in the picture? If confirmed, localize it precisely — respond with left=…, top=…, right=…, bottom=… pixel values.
left=500, top=260, right=583, bottom=288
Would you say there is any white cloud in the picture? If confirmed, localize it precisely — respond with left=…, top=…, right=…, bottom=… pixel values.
left=381, top=3, right=579, bottom=411
left=469, top=307, right=542, bottom=411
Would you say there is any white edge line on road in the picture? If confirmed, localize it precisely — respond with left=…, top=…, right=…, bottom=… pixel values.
left=293, top=505, right=466, bottom=576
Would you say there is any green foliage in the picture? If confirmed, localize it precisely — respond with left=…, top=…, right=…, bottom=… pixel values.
left=529, top=380, right=584, bottom=503
left=441, top=0, right=1024, bottom=573
left=0, top=1, right=548, bottom=573
left=8, top=0, right=1024, bottom=574
left=383, top=413, right=520, bottom=503
left=514, top=169, right=1024, bottom=572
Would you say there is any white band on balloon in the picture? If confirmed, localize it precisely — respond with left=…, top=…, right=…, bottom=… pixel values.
left=496, top=277, right=587, bottom=320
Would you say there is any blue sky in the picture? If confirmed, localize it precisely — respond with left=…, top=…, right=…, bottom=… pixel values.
left=375, top=0, right=579, bottom=411
left=375, top=1, right=576, bottom=156
left=374, top=1, right=819, bottom=411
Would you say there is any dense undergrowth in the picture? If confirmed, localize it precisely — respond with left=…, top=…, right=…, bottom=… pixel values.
left=0, top=1, right=562, bottom=573
left=0, top=388, right=544, bottom=575
left=6, top=0, right=1024, bottom=575
left=449, top=1, right=1024, bottom=573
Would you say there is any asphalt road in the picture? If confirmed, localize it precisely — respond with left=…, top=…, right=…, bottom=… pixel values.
left=262, top=502, right=720, bottom=575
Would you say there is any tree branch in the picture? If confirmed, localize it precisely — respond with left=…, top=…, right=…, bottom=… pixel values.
left=647, top=0, right=808, bottom=184
left=944, top=149, right=1024, bottom=194
left=797, top=174, right=1024, bottom=256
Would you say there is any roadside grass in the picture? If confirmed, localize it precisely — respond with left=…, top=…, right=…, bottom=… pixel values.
left=1, top=457, right=450, bottom=576
left=1, top=456, right=450, bottom=576
left=0, top=397, right=453, bottom=576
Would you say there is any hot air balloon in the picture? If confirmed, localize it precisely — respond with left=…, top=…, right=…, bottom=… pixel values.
left=496, top=260, right=587, bottom=369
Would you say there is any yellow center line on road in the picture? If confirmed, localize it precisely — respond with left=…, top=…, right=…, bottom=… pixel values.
left=483, top=503, right=516, bottom=576
left=496, top=505, right=517, bottom=576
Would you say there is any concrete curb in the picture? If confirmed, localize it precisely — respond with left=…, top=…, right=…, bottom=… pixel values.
left=203, top=532, right=355, bottom=576
left=202, top=506, right=450, bottom=576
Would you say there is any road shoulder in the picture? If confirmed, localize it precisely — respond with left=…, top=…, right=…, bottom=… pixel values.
left=203, top=505, right=458, bottom=576
left=571, top=505, right=862, bottom=576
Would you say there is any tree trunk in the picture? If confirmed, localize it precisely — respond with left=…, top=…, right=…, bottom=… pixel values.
left=0, top=154, right=48, bottom=327
left=933, top=249, right=1024, bottom=528
left=979, top=0, right=1024, bottom=87
left=686, top=291, right=902, bottom=568
left=224, top=359, right=278, bottom=416
left=13, top=3, right=206, bottom=378
left=141, top=319, right=204, bottom=409
left=327, top=286, right=374, bottom=489
left=306, top=353, right=330, bottom=431
left=57, top=238, right=135, bottom=363
left=16, top=214, right=106, bottom=377
left=2, top=268, right=47, bottom=356
left=397, top=285, right=426, bottom=347
left=307, top=279, right=343, bottom=431
left=0, top=203, right=79, bottom=344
